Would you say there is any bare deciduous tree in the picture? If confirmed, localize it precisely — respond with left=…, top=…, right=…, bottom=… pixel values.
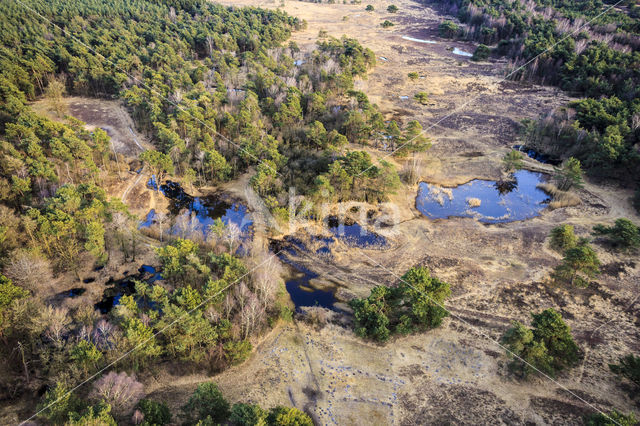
left=90, top=371, right=144, bottom=417
left=240, top=293, right=264, bottom=339
left=223, top=222, right=242, bottom=252
left=155, top=211, right=168, bottom=242
left=4, top=250, right=53, bottom=293
left=34, top=306, right=71, bottom=344
left=250, top=252, right=281, bottom=309
left=233, top=282, right=251, bottom=314
left=223, top=293, right=235, bottom=320
left=45, top=77, right=66, bottom=117
left=92, top=319, right=117, bottom=350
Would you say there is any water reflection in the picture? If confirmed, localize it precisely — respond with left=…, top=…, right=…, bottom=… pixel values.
left=416, top=170, right=550, bottom=223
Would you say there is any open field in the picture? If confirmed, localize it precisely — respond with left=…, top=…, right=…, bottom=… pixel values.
left=32, top=96, right=152, bottom=156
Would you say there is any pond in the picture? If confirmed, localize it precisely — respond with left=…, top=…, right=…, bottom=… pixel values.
left=326, top=216, right=386, bottom=248
left=56, top=287, right=86, bottom=299
left=416, top=170, right=550, bottom=223
left=270, top=238, right=340, bottom=312
left=402, top=35, right=437, bottom=44
left=94, top=265, right=163, bottom=314
left=283, top=261, right=339, bottom=313
left=513, top=145, right=561, bottom=165
left=140, top=180, right=252, bottom=239
left=452, top=47, right=473, bottom=57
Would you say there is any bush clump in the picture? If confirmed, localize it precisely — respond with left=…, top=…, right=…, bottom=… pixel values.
left=585, top=410, right=637, bottom=426
left=502, top=308, right=580, bottom=378
left=549, top=224, right=577, bottom=253
left=438, top=20, right=460, bottom=38
left=593, top=218, right=640, bottom=251
left=414, top=91, right=429, bottom=105
left=350, top=266, right=450, bottom=342
left=472, top=44, right=491, bottom=61
left=553, top=240, right=600, bottom=288
left=137, top=399, right=171, bottom=425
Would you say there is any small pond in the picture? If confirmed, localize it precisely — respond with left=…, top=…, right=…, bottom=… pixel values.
left=416, top=170, right=550, bottom=223
left=270, top=238, right=340, bottom=312
left=283, top=261, right=339, bottom=313
left=402, top=35, right=437, bottom=44
left=56, top=287, right=86, bottom=299
left=140, top=180, right=252, bottom=239
left=326, top=216, right=386, bottom=248
left=513, top=145, right=561, bottom=165
left=94, top=265, right=163, bottom=314
left=452, top=47, right=473, bottom=57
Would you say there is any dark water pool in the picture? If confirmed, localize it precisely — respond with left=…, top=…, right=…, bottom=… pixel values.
left=95, top=265, right=163, bottom=314
left=416, top=170, right=550, bottom=223
left=513, top=145, right=561, bottom=165
left=283, top=262, right=338, bottom=313
left=57, top=288, right=86, bottom=299
left=140, top=181, right=252, bottom=239
left=326, top=216, right=386, bottom=248
left=270, top=239, right=339, bottom=312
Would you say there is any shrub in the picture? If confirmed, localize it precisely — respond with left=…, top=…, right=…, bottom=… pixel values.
left=387, top=4, right=398, bottom=13
left=181, top=382, right=230, bottom=424
left=536, top=183, right=581, bottom=209
left=365, top=4, right=374, bottom=11
left=472, top=44, right=491, bottom=61
left=502, top=308, right=580, bottom=378
left=407, top=72, right=419, bottom=81
left=466, top=197, right=481, bottom=208
left=609, top=354, right=640, bottom=391
left=266, top=406, right=313, bottom=426
left=137, top=399, right=171, bottom=425
left=502, top=149, right=524, bottom=173
left=593, top=218, right=640, bottom=251
left=230, top=403, right=267, bottom=425
left=553, top=242, right=600, bottom=287
left=350, top=266, right=450, bottom=341
left=381, top=20, right=394, bottom=28
left=549, top=224, right=577, bottom=253
left=585, top=410, right=637, bottom=426
left=414, top=92, right=429, bottom=105
left=438, top=20, right=460, bottom=38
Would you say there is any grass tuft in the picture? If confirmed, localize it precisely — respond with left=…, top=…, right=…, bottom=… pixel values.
left=537, top=183, right=581, bottom=209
